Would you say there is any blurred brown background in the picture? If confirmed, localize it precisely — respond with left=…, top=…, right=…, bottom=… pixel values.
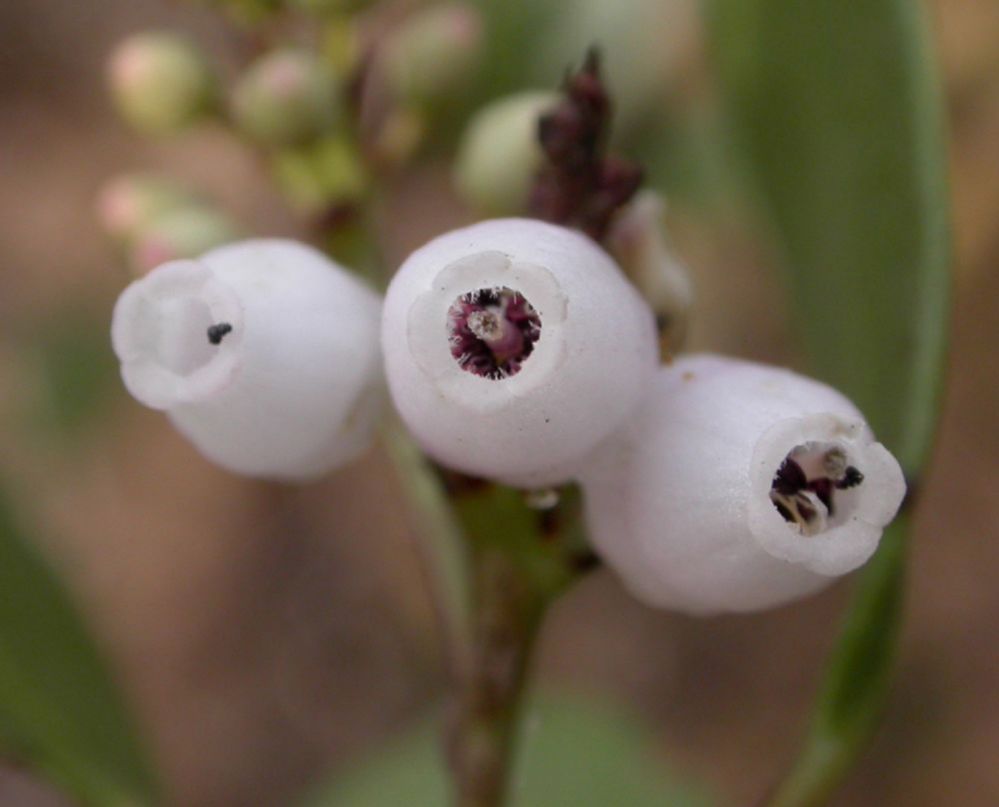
left=1, top=1, right=997, bottom=805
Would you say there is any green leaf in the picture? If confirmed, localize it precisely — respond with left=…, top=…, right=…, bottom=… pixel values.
left=301, top=717, right=448, bottom=807
left=303, top=695, right=712, bottom=807
left=511, top=697, right=711, bottom=807
left=709, top=0, right=949, bottom=473
left=468, top=0, right=561, bottom=100
left=0, top=484, right=159, bottom=806
left=768, top=517, right=908, bottom=807
left=708, top=1, right=950, bottom=804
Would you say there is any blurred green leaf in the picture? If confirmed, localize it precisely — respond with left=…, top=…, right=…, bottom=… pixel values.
left=511, top=696, right=711, bottom=807
left=634, top=101, right=739, bottom=210
left=709, top=0, right=949, bottom=472
left=302, top=717, right=448, bottom=807
left=709, top=0, right=949, bottom=804
left=767, top=517, right=908, bottom=807
left=468, top=0, right=561, bottom=100
left=0, top=485, right=158, bottom=806
left=383, top=427, right=473, bottom=671
left=304, top=695, right=711, bottom=807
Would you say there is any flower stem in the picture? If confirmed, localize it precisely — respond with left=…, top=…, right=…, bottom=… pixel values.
left=447, top=544, right=546, bottom=807
left=381, top=426, right=473, bottom=681
left=443, top=484, right=584, bottom=807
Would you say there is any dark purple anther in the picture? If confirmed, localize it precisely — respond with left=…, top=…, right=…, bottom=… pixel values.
left=770, top=446, right=866, bottom=530
left=772, top=457, right=807, bottom=496
left=837, top=466, right=864, bottom=489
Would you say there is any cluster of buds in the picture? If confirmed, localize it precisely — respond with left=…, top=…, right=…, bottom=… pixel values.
left=104, top=3, right=490, bottom=234
left=97, top=174, right=242, bottom=275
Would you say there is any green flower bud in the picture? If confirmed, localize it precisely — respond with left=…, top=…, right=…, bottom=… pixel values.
left=107, top=32, right=216, bottom=135
left=383, top=4, right=483, bottom=107
left=272, top=136, right=369, bottom=214
left=373, top=109, right=425, bottom=167
left=96, top=174, right=203, bottom=242
left=128, top=206, right=241, bottom=275
left=453, top=91, right=558, bottom=215
left=231, top=48, right=340, bottom=146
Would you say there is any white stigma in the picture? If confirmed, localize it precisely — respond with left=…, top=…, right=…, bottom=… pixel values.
left=467, top=309, right=503, bottom=341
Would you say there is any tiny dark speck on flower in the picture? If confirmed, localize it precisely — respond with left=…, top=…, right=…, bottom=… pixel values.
left=837, top=466, right=865, bottom=489
left=207, top=322, right=233, bottom=345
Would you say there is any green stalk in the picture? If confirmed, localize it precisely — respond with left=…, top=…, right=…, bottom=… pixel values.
left=447, top=544, right=546, bottom=807
left=443, top=484, right=581, bottom=807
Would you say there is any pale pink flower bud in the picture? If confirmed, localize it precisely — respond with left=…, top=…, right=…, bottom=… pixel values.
left=381, top=219, right=658, bottom=487
left=580, top=354, right=907, bottom=614
left=112, top=240, right=383, bottom=479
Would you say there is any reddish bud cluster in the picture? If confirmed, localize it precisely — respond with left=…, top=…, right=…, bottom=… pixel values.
left=528, top=50, right=643, bottom=242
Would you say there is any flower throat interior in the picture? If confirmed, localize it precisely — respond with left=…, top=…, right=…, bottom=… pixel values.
left=770, top=442, right=864, bottom=536
left=446, top=286, right=542, bottom=379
